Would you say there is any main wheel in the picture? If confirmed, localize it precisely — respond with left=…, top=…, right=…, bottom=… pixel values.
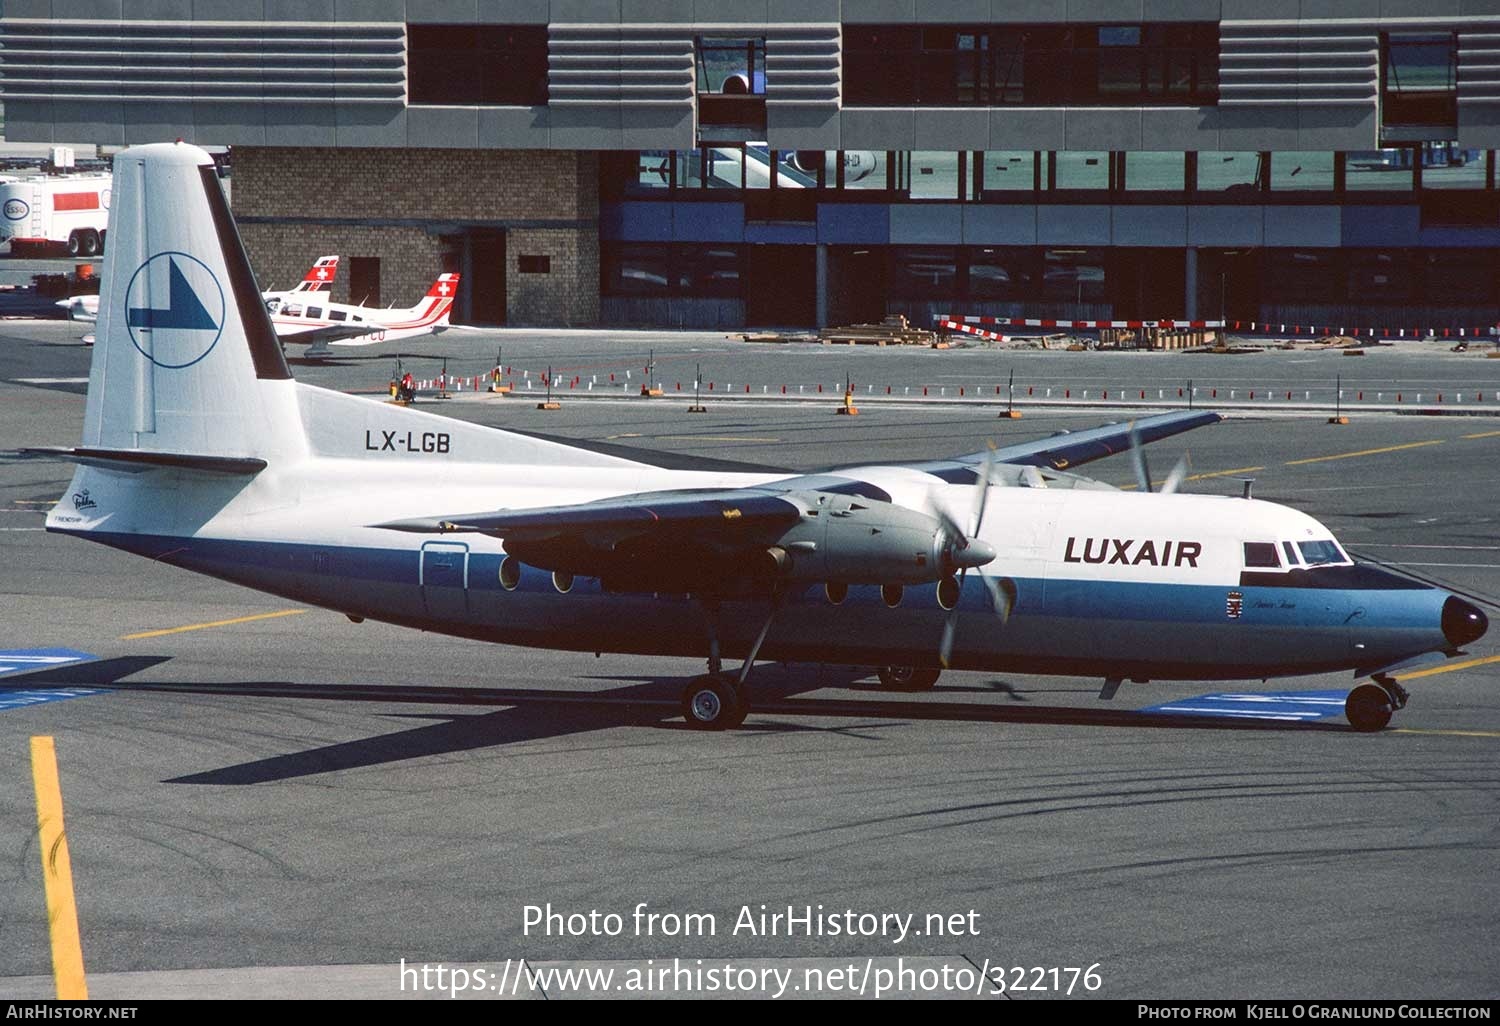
left=877, top=665, right=941, bottom=691
left=681, top=675, right=746, bottom=730
left=1345, top=683, right=1393, bottom=733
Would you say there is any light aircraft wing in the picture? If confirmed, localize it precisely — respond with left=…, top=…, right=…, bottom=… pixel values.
left=278, top=322, right=389, bottom=349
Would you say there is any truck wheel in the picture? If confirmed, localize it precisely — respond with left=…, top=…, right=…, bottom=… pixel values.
left=66, top=231, right=82, bottom=257
left=79, top=230, right=100, bottom=257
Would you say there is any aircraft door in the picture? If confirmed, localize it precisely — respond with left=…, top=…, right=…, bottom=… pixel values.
left=420, top=541, right=470, bottom=620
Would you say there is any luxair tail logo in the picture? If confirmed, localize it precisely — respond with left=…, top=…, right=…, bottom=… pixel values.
left=124, top=252, right=225, bottom=369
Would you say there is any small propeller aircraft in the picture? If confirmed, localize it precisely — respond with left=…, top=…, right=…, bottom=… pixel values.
left=29, top=143, right=1489, bottom=733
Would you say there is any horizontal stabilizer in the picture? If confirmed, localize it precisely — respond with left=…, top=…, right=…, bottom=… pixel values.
left=21, top=446, right=266, bottom=475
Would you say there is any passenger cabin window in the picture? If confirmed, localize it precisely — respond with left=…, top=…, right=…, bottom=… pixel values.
left=1282, top=541, right=1300, bottom=565
left=284, top=303, right=302, bottom=317
left=307, top=307, right=323, bottom=319
left=1243, top=542, right=1281, bottom=568
left=329, top=309, right=347, bottom=322
left=1299, top=540, right=1347, bottom=566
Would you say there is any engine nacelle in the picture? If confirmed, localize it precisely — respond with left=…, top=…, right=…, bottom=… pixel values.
left=784, top=150, right=879, bottom=184
left=767, top=492, right=993, bottom=585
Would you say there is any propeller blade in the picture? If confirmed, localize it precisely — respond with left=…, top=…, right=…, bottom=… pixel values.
left=1127, top=421, right=1153, bottom=493
left=939, top=568, right=966, bottom=668
left=971, top=442, right=997, bottom=533
left=1160, top=452, right=1192, bottom=495
left=980, top=574, right=1014, bottom=625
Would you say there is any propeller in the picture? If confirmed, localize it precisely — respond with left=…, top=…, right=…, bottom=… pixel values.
left=1127, top=420, right=1191, bottom=495
left=937, top=444, right=1012, bottom=668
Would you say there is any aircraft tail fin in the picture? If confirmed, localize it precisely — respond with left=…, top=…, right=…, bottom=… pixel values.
left=78, top=141, right=308, bottom=464
left=403, top=272, right=459, bottom=327
left=289, top=254, right=339, bottom=293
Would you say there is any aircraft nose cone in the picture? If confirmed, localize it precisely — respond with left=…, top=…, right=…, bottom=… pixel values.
left=1442, top=596, right=1488, bottom=648
left=951, top=538, right=997, bottom=569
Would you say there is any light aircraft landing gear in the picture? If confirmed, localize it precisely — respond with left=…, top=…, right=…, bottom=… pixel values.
left=1345, top=676, right=1409, bottom=733
left=877, top=665, right=941, bottom=690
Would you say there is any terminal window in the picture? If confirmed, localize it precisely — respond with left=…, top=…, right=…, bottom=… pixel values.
left=407, top=24, right=548, bottom=105
left=1381, top=32, right=1457, bottom=131
left=843, top=23, right=1217, bottom=106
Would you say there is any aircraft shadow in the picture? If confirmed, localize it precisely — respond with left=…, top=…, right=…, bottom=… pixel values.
left=2, top=659, right=1346, bottom=786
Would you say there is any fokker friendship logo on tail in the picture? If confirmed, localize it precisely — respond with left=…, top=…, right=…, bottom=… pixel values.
left=124, top=251, right=225, bottom=368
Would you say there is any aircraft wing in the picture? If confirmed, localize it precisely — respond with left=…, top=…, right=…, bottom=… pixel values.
left=892, top=410, right=1223, bottom=480
left=277, top=322, right=388, bottom=348
left=378, top=488, right=802, bottom=540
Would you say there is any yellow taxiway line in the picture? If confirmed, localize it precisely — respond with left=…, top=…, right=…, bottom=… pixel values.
left=1462, top=430, right=1500, bottom=440
left=1284, top=440, right=1445, bottom=466
left=120, top=608, right=306, bottom=640
left=30, top=737, right=87, bottom=1000
left=1390, top=653, right=1500, bottom=683
left=1391, top=728, right=1500, bottom=739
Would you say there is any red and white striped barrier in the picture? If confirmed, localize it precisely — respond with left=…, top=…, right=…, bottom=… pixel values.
left=941, top=320, right=1008, bottom=342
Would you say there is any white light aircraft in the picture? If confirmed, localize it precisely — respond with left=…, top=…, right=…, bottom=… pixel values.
left=30, top=143, right=1489, bottom=733
left=266, top=271, right=459, bottom=356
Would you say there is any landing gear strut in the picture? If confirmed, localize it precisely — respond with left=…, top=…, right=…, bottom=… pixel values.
left=1345, top=675, right=1409, bottom=733
left=680, top=594, right=780, bottom=730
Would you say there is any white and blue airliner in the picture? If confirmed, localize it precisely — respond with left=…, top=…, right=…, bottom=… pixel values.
left=31, top=143, right=1488, bottom=732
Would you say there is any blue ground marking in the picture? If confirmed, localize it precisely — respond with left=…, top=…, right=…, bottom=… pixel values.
left=0, top=648, right=104, bottom=710
left=1142, top=690, right=1349, bottom=722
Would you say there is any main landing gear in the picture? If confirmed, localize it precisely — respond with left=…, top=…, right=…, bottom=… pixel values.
left=1344, top=676, right=1409, bottom=733
left=876, top=665, right=941, bottom=690
left=680, top=594, right=780, bottom=731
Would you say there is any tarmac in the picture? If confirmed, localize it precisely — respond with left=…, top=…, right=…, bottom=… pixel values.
left=1, top=321, right=1497, bottom=1000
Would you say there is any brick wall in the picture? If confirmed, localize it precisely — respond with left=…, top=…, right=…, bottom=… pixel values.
left=232, top=147, right=599, bottom=325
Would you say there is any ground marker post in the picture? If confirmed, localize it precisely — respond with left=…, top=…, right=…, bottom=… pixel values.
left=999, top=367, right=1021, bottom=418
left=537, top=364, right=561, bottom=410
left=1329, top=373, right=1348, bottom=425
left=688, top=363, right=707, bottom=413
left=837, top=371, right=859, bottom=415
left=31, top=736, right=87, bottom=1000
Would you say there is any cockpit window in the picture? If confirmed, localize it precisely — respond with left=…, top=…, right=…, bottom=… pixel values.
left=1298, top=540, right=1347, bottom=566
left=1282, top=541, right=1299, bottom=565
left=265, top=298, right=281, bottom=313
left=1243, top=542, right=1281, bottom=568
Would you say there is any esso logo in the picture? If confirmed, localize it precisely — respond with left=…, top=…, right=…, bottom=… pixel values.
left=3, top=199, right=29, bottom=220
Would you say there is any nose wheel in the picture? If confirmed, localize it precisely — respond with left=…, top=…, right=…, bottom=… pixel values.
left=1345, top=678, right=1408, bottom=733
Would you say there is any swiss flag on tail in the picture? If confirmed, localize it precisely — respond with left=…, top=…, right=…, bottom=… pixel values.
left=291, top=255, right=339, bottom=293
left=426, top=272, right=460, bottom=298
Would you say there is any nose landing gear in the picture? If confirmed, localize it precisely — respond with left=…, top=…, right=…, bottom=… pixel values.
left=1345, top=676, right=1409, bottom=733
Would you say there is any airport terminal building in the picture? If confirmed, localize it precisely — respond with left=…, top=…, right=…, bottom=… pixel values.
left=3, top=1, right=1500, bottom=331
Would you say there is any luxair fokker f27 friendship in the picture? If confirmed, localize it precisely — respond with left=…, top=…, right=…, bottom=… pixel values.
left=31, top=144, right=1489, bottom=733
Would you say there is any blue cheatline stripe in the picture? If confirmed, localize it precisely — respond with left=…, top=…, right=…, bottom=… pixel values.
left=1142, top=690, right=1349, bottom=722
left=0, top=649, right=104, bottom=711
